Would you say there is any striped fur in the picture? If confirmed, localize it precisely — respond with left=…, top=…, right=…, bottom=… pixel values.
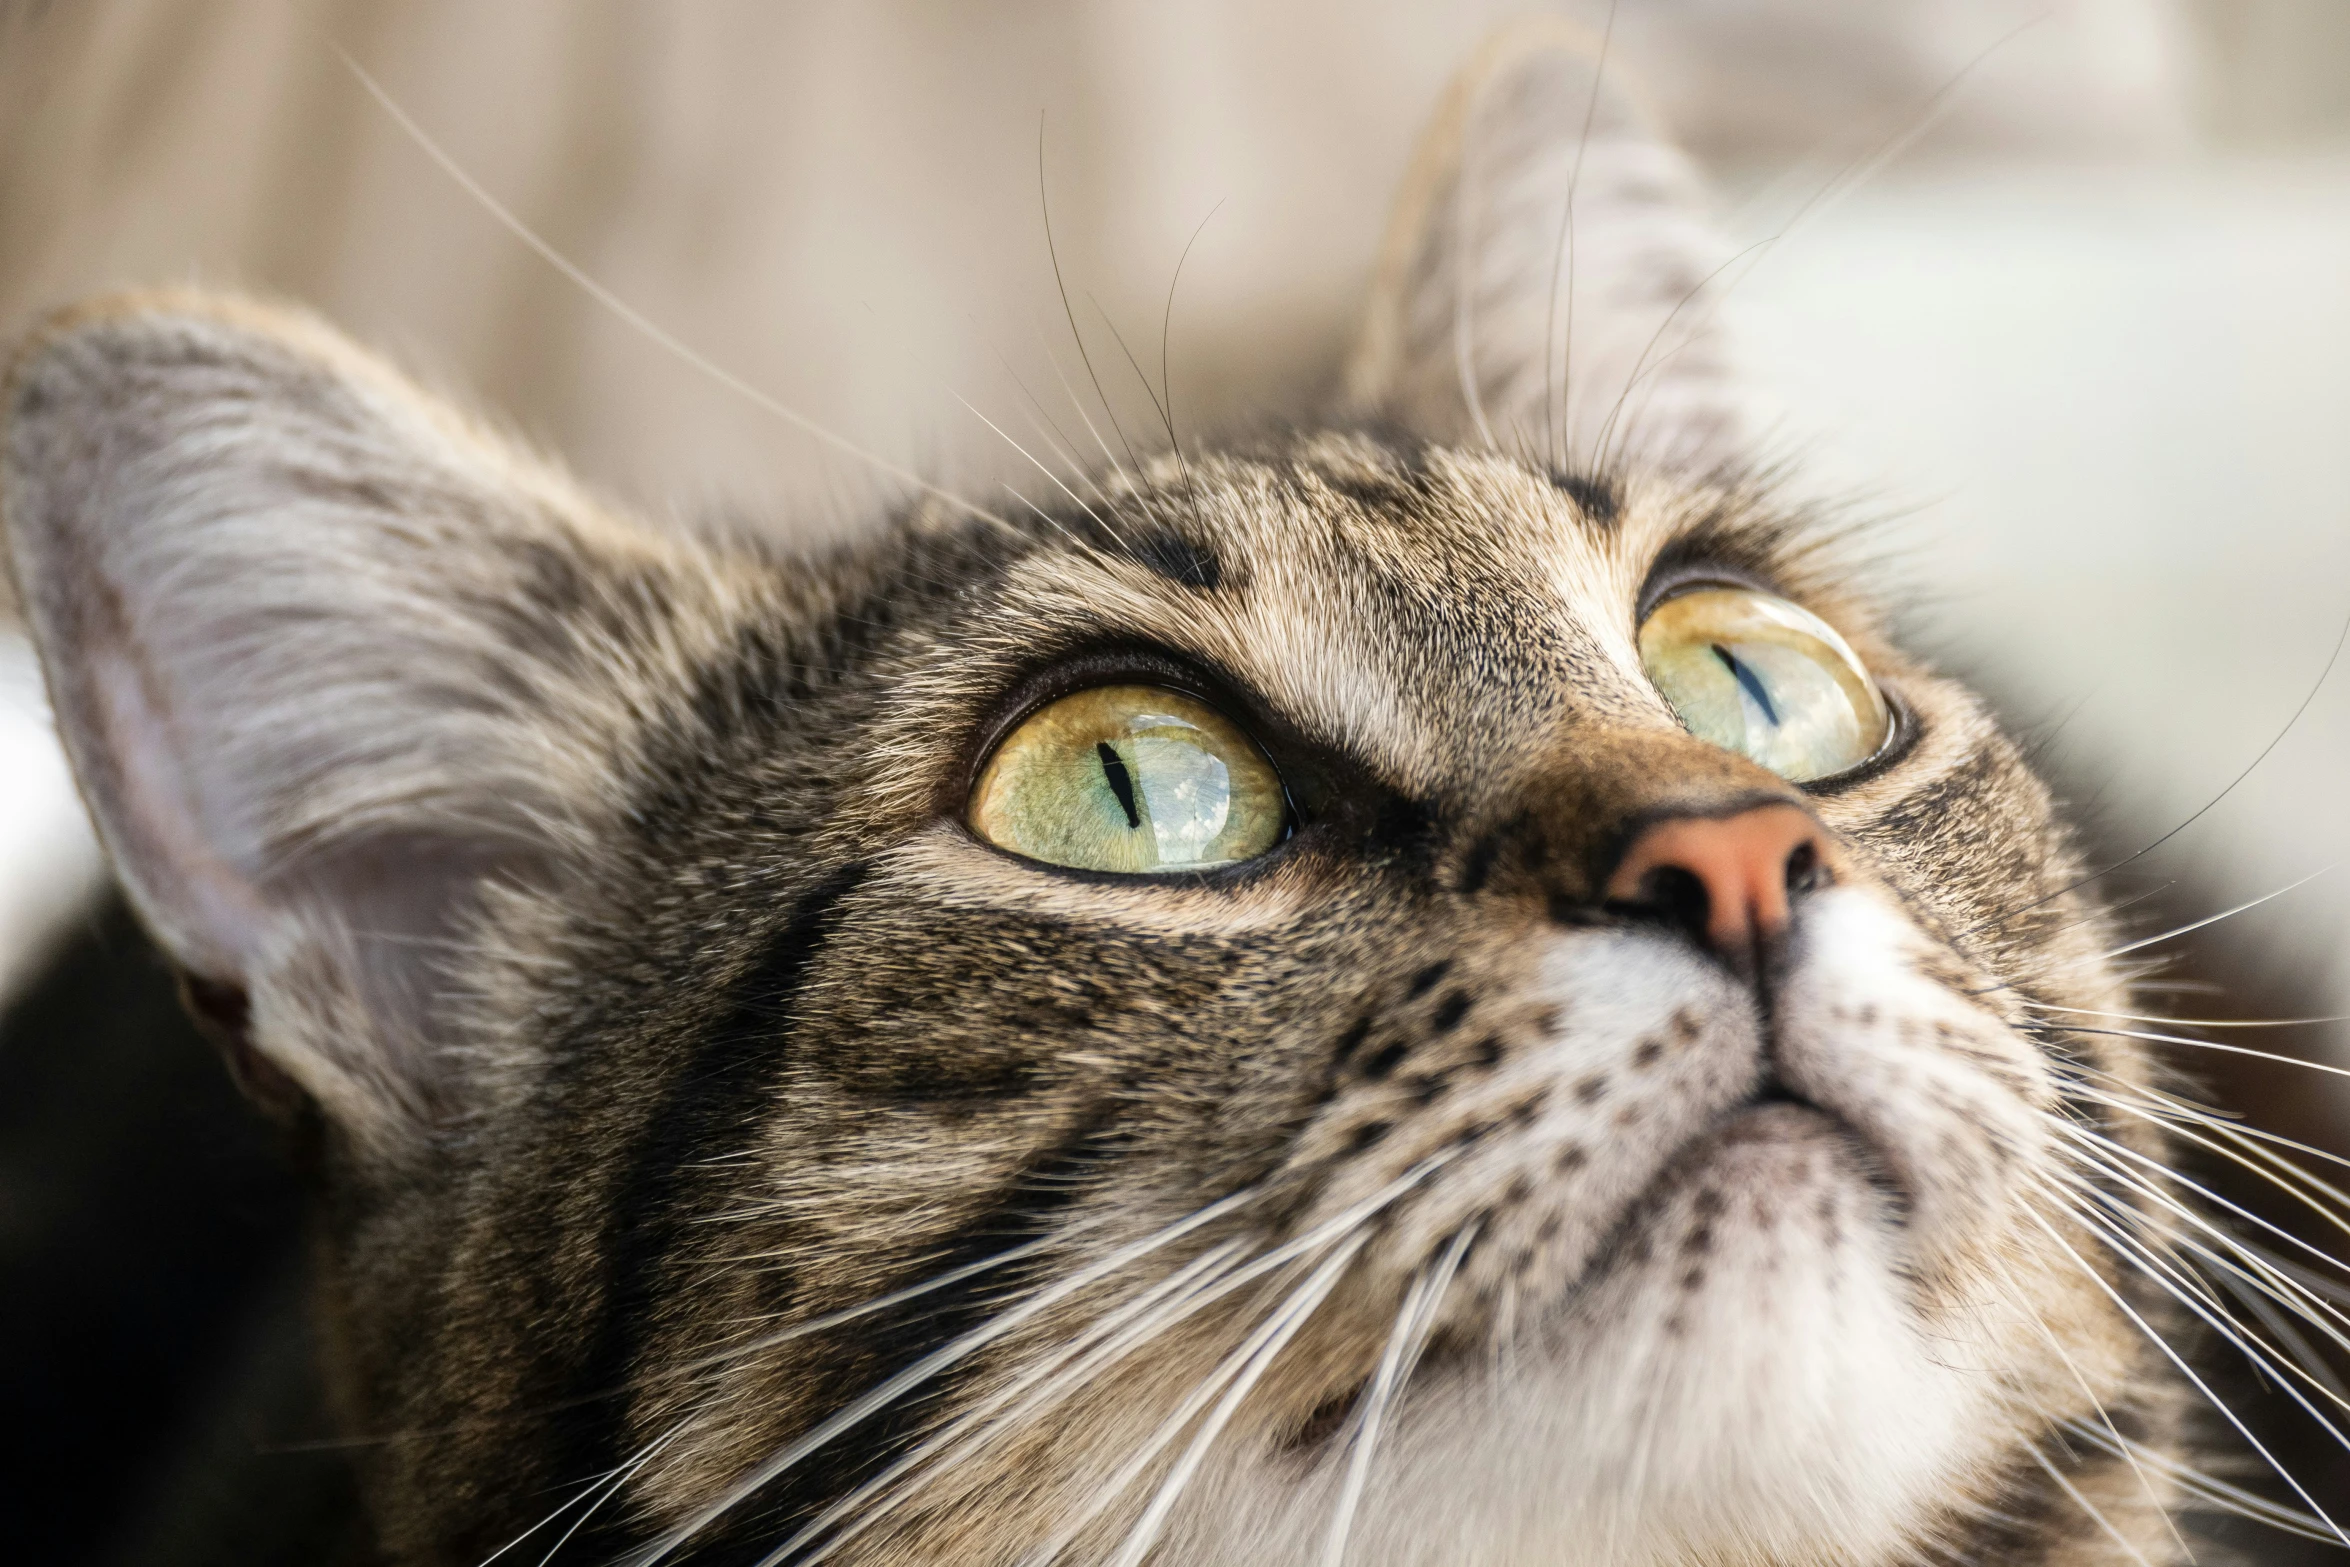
left=0, top=27, right=2237, bottom=1567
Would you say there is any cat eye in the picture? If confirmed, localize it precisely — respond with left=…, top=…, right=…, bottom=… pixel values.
left=1638, top=587, right=1892, bottom=783
left=969, top=685, right=1288, bottom=873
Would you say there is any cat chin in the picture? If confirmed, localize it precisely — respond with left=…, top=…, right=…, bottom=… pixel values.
left=1171, top=1125, right=2018, bottom=1567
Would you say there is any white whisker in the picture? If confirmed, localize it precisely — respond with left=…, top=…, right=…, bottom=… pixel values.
left=2018, top=1199, right=2350, bottom=1545
left=628, top=1185, right=1265, bottom=1566
left=2028, top=1441, right=2158, bottom=1567
left=1105, top=1236, right=1370, bottom=1567
left=334, top=51, right=1017, bottom=537
left=770, top=1239, right=1255, bottom=1567
left=1319, top=1222, right=1476, bottom=1567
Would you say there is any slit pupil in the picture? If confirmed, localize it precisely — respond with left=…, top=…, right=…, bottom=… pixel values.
left=1711, top=643, right=1780, bottom=727
left=1096, top=741, right=1142, bottom=829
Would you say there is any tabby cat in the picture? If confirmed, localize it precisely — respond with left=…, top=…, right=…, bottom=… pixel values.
left=0, top=28, right=2264, bottom=1567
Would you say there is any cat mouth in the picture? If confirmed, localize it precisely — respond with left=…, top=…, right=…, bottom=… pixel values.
left=1541, top=1079, right=1911, bottom=1306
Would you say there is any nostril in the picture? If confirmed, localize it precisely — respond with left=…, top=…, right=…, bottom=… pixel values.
left=1629, top=863, right=1711, bottom=945
left=1599, top=802, right=1836, bottom=967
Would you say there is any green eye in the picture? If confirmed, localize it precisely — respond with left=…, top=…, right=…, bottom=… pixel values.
left=1638, top=587, right=1892, bottom=783
left=969, top=685, right=1287, bottom=872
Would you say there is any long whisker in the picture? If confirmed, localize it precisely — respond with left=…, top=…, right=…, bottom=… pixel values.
left=473, top=1421, right=686, bottom=1567
left=532, top=1423, right=688, bottom=1567
left=2018, top=1198, right=2350, bottom=1544
left=2022, top=1001, right=2350, bottom=1032
left=1158, top=201, right=1223, bottom=512
left=673, top=1232, right=1073, bottom=1383
left=1038, top=119, right=1147, bottom=495
left=1545, top=0, right=1619, bottom=466
left=1590, top=11, right=2051, bottom=472
left=2044, top=1183, right=2350, bottom=1494
left=2060, top=1418, right=2341, bottom=1545
left=1319, top=1223, right=1476, bottom=1567
left=628, top=1186, right=1265, bottom=1566
left=2045, top=1151, right=2350, bottom=1406
left=769, top=1239, right=1257, bottom=1567
left=2054, top=1086, right=2350, bottom=1259
left=1032, top=310, right=1139, bottom=495
left=997, top=353, right=1113, bottom=505
left=2057, top=1021, right=2350, bottom=1087
left=1963, top=606, right=2350, bottom=939
left=1964, top=866, right=2337, bottom=1003
left=2028, top=1441, right=2158, bottom=1567
left=2100, top=865, right=2340, bottom=962
left=333, top=50, right=1017, bottom=536
left=1985, top=1249, right=2193, bottom=1563
left=1105, top=1236, right=1370, bottom=1567
left=949, top=392, right=1115, bottom=551
left=1011, top=1154, right=1463, bottom=1567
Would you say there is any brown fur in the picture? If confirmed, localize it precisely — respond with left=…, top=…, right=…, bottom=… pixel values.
left=0, top=28, right=2242, bottom=1567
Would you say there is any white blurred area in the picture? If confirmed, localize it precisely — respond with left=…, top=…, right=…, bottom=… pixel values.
left=0, top=0, right=2344, bottom=1066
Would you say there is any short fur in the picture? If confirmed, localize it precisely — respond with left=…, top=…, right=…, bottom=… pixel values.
left=2, top=27, right=2223, bottom=1567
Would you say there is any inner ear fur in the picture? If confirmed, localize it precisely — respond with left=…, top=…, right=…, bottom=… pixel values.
left=1345, top=21, right=1741, bottom=473
left=2, top=291, right=731, bottom=1158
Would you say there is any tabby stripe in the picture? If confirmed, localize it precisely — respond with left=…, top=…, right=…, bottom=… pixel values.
left=717, top=1101, right=1135, bottom=1559
left=546, top=860, right=871, bottom=1564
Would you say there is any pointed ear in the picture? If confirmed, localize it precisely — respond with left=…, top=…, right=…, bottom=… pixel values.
left=2, top=292, right=716, bottom=1158
left=1345, top=22, right=1740, bottom=471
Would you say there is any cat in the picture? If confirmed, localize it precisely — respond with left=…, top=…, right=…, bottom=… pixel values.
left=0, top=25, right=2294, bottom=1567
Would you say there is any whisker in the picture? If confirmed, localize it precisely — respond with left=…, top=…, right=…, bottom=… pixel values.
left=949, top=392, right=1114, bottom=551
left=628, top=1186, right=1265, bottom=1566
left=1986, top=1250, right=2194, bottom=1563
left=996, top=353, right=1112, bottom=504
left=1038, top=120, right=1148, bottom=499
left=2060, top=1418, right=2342, bottom=1545
left=2027, top=1441, right=2158, bottom=1567
left=2047, top=1152, right=2350, bottom=1406
left=2045, top=1189, right=2350, bottom=1507
left=2022, top=1001, right=2350, bottom=1032
left=333, top=50, right=1017, bottom=537
left=1319, top=1222, right=1476, bottom=1567
left=1963, top=606, right=2350, bottom=939
left=472, top=1422, right=685, bottom=1567
left=770, top=1239, right=1257, bottom=1567
left=1032, top=310, right=1140, bottom=497
left=2058, top=1021, right=2350, bottom=1088
left=1157, top=201, right=1223, bottom=512
left=2017, top=1198, right=2350, bottom=1544
left=673, top=1231, right=1073, bottom=1382
left=2054, top=1086, right=2350, bottom=1258
left=2100, top=865, right=2340, bottom=962
left=531, top=1423, right=687, bottom=1567
left=1009, top=1155, right=1462, bottom=1567
left=1545, top=0, right=1619, bottom=467
left=1104, top=1236, right=1370, bottom=1567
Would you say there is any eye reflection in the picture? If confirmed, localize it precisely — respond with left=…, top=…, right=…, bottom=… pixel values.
left=1638, top=587, right=1891, bottom=782
left=968, top=685, right=1287, bottom=872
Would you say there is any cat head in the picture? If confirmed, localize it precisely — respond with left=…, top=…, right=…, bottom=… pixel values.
left=3, top=26, right=2182, bottom=1567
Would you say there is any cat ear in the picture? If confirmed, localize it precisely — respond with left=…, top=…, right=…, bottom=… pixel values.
left=3, top=293, right=710, bottom=1157
left=1345, top=22, right=1739, bottom=471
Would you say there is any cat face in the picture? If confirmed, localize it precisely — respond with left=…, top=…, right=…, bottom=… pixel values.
left=2, top=26, right=2184, bottom=1567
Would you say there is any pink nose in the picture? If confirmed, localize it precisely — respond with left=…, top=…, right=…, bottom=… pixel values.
left=1604, top=803, right=1832, bottom=962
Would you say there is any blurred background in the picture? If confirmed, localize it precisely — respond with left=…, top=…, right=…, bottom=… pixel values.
left=0, top=1, right=2346, bottom=1562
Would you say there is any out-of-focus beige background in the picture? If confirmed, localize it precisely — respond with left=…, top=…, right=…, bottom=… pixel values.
left=0, top=2, right=2344, bottom=1089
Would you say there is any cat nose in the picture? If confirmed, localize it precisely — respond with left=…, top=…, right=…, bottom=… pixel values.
left=1603, top=803, right=1834, bottom=968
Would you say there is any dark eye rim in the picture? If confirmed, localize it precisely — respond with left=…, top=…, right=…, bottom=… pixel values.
left=956, top=643, right=1314, bottom=882
left=1801, top=689, right=1917, bottom=795
left=1632, top=572, right=1918, bottom=793
left=1634, top=563, right=1783, bottom=625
